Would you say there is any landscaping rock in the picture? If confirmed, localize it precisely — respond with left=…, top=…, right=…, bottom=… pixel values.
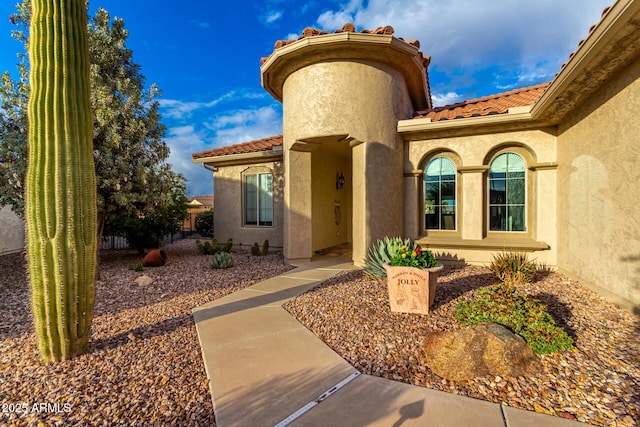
left=134, top=275, right=153, bottom=287
left=423, top=322, right=542, bottom=381
left=142, top=249, right=167, bottom=267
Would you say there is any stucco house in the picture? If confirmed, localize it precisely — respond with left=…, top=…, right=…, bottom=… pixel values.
left=193, top=0, right=640, bottom=313
left=0, top=205, right=24, bottom=255
left=184, top=194, right=214, bottom=231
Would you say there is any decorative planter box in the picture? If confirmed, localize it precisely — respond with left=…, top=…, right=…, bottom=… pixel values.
left=383, top=263, right=443, bottom=314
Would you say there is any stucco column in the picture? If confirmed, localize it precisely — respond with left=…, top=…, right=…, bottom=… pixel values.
left=459, top=166, right=488, bottom=240
left=283, top=149, right=312, bottom=262
left=351, top=142, right=367, bottom=265
left=403, top=170, right=423, bottom=239
left=535, top=166, right=557, bottom=264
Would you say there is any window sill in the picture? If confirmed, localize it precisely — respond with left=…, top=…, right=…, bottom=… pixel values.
left=416, top=236, right=550, bottom=252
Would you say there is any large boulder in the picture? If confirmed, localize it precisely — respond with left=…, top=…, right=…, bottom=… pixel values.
left=423, top=323, right=542, bottom=381
left=142, top=249, right=167, bottom=267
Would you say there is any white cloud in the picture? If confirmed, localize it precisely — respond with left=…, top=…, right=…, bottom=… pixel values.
left=164, top=126, right=213, bottom=197
left=264, top=10, right=283, bottom=24
left=206, top=105, right=282, bottom=147
left=162, top=105, right=283, bottom=196
left=313, top=0, right=611, bottom=93
left=189, top=19, right=211, bottom=29
left=317, top=0, right=363, bottom=29
left=158, top=90, right=267, bottom=120
left=158, top=93, right=234, bottom=120
left=431, top=91, right=463, bottom=107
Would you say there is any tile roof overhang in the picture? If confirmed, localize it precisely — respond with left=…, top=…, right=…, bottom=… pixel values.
left=192, top=135, right=283, bottom=167
left=260, top=28, right=432, bottom=112
left=399, top=0, right=640, bottom=140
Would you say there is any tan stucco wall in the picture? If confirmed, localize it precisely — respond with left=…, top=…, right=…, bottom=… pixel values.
left=282, top=60, right=414, bottom=264
left=212, top=161, right=284, bottom=250
left=405, top=129, right=558, bottom=265
left=556, top=57, right=640, bottom=312
left=0, top=205, right=25, bottom=255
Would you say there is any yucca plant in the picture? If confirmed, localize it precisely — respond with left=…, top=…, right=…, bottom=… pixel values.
left=210, top=251, right=234, bottom=269
left=489, top=251, right=537, bottom=284
left=363, top=237, right=413, bottom=277
left=26, top=0, right=97, bottom=362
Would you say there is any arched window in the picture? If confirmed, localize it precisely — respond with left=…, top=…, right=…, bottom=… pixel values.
left=489, top=152, right=526, bottom=231
left=425, top=157, right=456, bottom=230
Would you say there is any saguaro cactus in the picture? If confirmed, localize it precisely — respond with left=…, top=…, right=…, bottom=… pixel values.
left=26, top=0, right=97, bottom=362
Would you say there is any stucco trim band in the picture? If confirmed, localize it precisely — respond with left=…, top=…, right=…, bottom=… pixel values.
left=416, top=236, right=550, bottom=251
left=457, top=165, right=490, bottom=173
left=528, top=162, right=558, bottom=171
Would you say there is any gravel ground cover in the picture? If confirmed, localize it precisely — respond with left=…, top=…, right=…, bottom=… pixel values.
left=0, top=238, right=293, bottom=426
left=284, top=265, right=640, bottom=427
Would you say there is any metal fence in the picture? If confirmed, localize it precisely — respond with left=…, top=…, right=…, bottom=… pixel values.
left=99, top=230, right=196, bottom=251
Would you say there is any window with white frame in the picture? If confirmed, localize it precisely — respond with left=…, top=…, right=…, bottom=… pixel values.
left=489, top=152, right=526, bottom=232
left=244, top=173, right=273, bottom=227
left=425, top=157, right=457, bottom=230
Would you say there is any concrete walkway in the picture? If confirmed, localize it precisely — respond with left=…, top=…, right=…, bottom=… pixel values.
left=193, top=257, right=589, bottom=427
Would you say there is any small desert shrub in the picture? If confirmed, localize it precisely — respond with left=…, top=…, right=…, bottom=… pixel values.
left=455, top=284, right=574, bottom=354
left=210, top=252, right=234, bottom=269
left=128, top=261, right=144, bottom=272
left=489, top=251, right=537, bottom=284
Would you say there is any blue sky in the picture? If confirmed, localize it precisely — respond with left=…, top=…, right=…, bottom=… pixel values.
left=1, top=0, right=612, bottom=197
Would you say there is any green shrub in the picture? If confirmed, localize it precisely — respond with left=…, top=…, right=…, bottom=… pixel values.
left=261, top=239, right=269, bottom=256
left=454, top=284, right=574, bottom=354
left=128, top=261, right=144, bottom=272
left=251, top=242, right=261, bottom=256
left=363, top=237, right=413, bottom=277
left=195, top=210, right=214, bottom=237
left=489, top=251, right=537, bottom=284
left=210, top=251, right=234, bottom=269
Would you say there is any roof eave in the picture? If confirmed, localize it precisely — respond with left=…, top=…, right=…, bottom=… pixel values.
left=531, top=0, right=640, bottom=120
left=192, top=148, right=284, bottom=168
left=398, top=109, right=539, bottom=140
left=261, top=32, right=431, bottom=111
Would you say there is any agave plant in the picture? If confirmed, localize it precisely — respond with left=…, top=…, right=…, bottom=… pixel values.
left=210, top=251, right=234, bottom=269
left=363, top=236, right=413, bottom=277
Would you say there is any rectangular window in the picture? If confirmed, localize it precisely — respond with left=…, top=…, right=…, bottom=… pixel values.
left=244, top=173, right=273, bottom=227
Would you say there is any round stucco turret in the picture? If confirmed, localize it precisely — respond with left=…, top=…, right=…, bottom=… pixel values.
left=261, top=25, right=432, bottom=264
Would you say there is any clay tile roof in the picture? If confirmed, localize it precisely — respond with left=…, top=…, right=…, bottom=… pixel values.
left=261, top=23, right=409, bottom=65
left=555, top=3, right=613, bottom=78
left=413, top=83, right=549, bottom=121
left=192, top=135, right=283, bottom=159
